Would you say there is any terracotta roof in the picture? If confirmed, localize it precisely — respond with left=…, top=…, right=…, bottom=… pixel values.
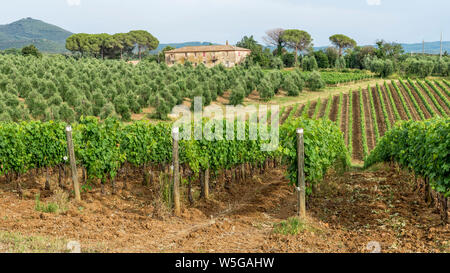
left=165, top=45, right=251, bottom=54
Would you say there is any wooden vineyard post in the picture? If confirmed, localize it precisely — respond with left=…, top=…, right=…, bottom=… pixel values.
left=172, top=127, right=181, bottom=216
left=204, top=168, right=209, bottom=199
left=65, top=125, right=81, bottom=202
left=297, top=128, right=306, bottom=218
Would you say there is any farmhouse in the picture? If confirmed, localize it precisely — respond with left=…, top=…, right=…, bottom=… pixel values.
left=165, top=41, right=251, bottom=68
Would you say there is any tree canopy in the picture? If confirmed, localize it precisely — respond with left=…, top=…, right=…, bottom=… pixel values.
left=329, top=34, right=357, bottom=56
left=282, top=29, right=313, bottom=66
left=66, top=30, right=159, bottom=60
left=21, top=44, right=42, bottom=58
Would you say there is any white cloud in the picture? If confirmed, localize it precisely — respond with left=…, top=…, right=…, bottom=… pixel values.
left=67, top=0, right=81, bottom=7
left=366, top=0, right=381, bottom=5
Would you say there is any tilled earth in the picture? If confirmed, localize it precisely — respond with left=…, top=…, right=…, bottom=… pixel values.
left=0, top=164, right=448, bottom=253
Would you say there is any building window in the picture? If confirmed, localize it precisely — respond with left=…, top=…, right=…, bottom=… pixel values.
left=185, top=53, right=188, bottom=57
left=203, top=52, right=206, bottom=57
left=238, top=52, right=241, bottom=56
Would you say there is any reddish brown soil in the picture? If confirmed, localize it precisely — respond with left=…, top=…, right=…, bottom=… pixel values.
left=406, top=82, right=432, bottom=119
left=397, top=82, right=421, bottom=121
left=389, top=84, right=409, bottom=120
left=380, top=85, right=396, bottom=125
left=329, top=96, right=339, bottom=122
left=362, top=90, right=376, bottom=151
left=352, top=91, right=363, bottom=161
left=341, top=94, right=349, bottom=146
left=372, top=87, right=387, bottom=137
left=307, top=101, right=317, bottom=119
left=0, top=165, right=447, bottom=253
left=317, top=99, right=328, bottom=119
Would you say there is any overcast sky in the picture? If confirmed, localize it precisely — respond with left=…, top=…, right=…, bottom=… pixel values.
left=1, top=0, right=449, bottom=46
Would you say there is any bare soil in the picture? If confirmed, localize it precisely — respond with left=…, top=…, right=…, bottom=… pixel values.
left=406, top=82, right=432, bottom=119
left=397, top=82, right=421, bottom=121
left=380, top=85, right=396, bottom=125
left=389, top=83, right=409, bottom=120
left=0, top=164, right=448, bottom=253
left=341, top=94, right=349, bottom=146
left=307, top=101, right=317, bottom=119
left=329, top=95, right=339, bottom=122
left=317, top=99, right=328, bottom=119
left=352, top=91, right=363, bottom=161
left=415, top=83, right=441, bottom=117
left=371, top=87, right=387, bottom=137
left=362, top=90, right=376, bottom=151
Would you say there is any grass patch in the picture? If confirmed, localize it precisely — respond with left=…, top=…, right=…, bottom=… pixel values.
left=0, top=231, right=69, bottom=253
left=273, top=217, right=309, bottom=235
left=35, top=189, right=69, bottom=214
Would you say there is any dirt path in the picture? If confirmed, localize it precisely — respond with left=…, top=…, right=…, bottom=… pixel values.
left=415, top=82, right=442, bottom=117
left=381, top=85, right=396, bottom=125
left=362, top=90, right=376, bottom=151
left=317, top=99, right=328, bottom=119
left=389, top=83, right=409, bottom=120
left=406, top=82, right=432, bottom=119
left=0, top=164, right=448, bottom=253
left=398, top=82, right=421, bottom=121
left=352, top=91, right=363, bottom=161
left=372, top=87, right=387, bottom=137
left=341, top=94, right=349, bottom=146
left=307, top=101, right=317, bottom=119
left=329, top=95, right=339, bottom=122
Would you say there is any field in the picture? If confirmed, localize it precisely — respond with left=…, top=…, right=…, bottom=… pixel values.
left=278, top=79, right=450, bottom=162
left=0, top=54, right=374, bottom=122
left=0, top=54, right=449, bottom=253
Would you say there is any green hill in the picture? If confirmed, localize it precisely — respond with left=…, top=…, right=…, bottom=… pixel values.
left=0, top=17, right=72, bottom=53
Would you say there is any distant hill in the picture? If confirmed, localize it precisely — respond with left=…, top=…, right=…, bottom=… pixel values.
left=312, top=41, right=450, bottom=55
left=400, top=41, right=450, bottom=54
left=0, top=17, right=72, bottom=53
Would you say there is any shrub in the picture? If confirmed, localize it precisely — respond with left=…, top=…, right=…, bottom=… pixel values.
left=229, top=83, right=245, bottom=106
left=113, top=94, right=131, bottom=121
left=21, top=45, right=42, bottom=58
left=302, top=56, right=319, bottom=71
left=282, top=74, right=300, bottom=96
left=404, top=58, right=434, bottom=78
left=306, top=71, right=325, bottom=91
left=258, top=79, right=274, bottom=100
